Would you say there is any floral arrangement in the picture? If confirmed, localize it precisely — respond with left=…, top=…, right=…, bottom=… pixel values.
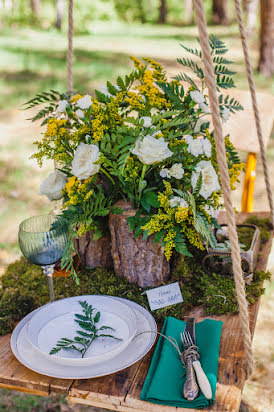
left=26, top=35, right=244, bottom=282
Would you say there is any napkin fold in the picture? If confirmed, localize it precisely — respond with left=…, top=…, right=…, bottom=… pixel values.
left=140, top=316, right=223, bottom=409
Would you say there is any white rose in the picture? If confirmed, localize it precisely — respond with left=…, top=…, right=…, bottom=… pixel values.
left=204, top=205, right=220, bottom=219
left=75, top=109, right=85, bottom=119
left=191, top=160, right=220, bottom=199
left=71, top=142, right=100, bottom=179
left=194, top=118, right=207, bottom=133
left=185, top=134, right=193, bottom=145
left=55, top=100, right=69, bottom=115
left=187, top=137, right=204, bottom=157
left=199, top=102, right=210, bottom=114
left=169, top=196, right=188, bottom=208
left=140, top=116, right=152, bottom=128
left=190, top=90, right=205, bottom=104
left=131, top=135, right=172, bottom=165
left=179, top=198, right=188, bottom=208
left=202, top=138, right=212, bottom=158
left=40, top=170, right=67, bottom=201
left=160, top=168, right=171, bottom=178
left=169, top=163, right=184, bottom=179
left=99, top=85, right=111, bottom=97
left=77, top=95, right=92, bottom=110
left=99, top=85, right=120, bottom=97
left=222, top=107, right=230, bottom=122
left=169, top=196, right=181, bottom=208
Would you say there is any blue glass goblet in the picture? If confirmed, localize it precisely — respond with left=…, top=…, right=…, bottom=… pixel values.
left=18, top=215, right=68, bottom=302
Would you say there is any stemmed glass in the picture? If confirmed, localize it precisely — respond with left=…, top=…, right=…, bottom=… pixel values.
left=18, top=215, right=68, bottom=302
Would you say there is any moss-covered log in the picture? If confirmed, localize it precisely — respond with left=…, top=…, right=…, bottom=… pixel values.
left=109, top=201, right=170, bottom=287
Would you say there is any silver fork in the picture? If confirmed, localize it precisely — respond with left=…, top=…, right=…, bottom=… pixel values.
left=182, top=331, right=212, bottom=400
left=181, top=329, right=199, bottom=401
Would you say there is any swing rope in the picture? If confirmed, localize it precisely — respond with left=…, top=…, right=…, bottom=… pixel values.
left=193, top=0, right=254, bottom=377
left=233, top=0, right=274, bottom=227
left=54, top=0, right=73, bottom=175
left=67, top=0, right=74, bottom=92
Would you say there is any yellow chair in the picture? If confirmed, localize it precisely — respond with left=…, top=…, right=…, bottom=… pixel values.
left=222, top=90, right=274, bottom=212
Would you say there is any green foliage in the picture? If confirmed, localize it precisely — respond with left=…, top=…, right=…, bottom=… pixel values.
left=175, top=34, right=243, bottom=113
left=50, top=301, right=119, bottom=358
left=60, top=185, right=113, bottom=281
left=23, top=90, right=65, bottom=124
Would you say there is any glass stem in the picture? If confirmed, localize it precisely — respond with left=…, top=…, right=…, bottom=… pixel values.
left=41, top=264, right=56, bottom=302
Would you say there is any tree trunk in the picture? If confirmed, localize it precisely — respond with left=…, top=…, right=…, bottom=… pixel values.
left=258, top=0, right=274, bottom=77
left=158, top=0, right=167, bottom=24
left=55, top=0, right=65, bottom=30
left=30, top=0, right=41, bottom=17
left=212, top=0, right=228, bottom=25
left=109, top=201, right=170, bottom=288
left=184, top=0, right=193, bottom=24
left=242, top=0, right=258, bottom=33
left=136, top=0, right=146, bottom=24
left=74, top=231, right=113, bottom=269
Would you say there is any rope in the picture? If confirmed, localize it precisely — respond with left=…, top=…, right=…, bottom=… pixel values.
left=193, top=0, right=254, bottom=377
left=67, top=0, right=74, bottom=92
left=234, top=0, right=274, bottom=227
left=181, top=345, right=200, bottom=368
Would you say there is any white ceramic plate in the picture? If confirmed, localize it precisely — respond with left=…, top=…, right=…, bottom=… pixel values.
left=26, top=295, right=137, bottom=366
left=11, top=297, right=157, bottom=379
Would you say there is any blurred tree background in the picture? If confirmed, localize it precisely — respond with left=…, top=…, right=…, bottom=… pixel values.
left=0, top=0, right=273, bottom=79
left=0, top=1, right=273, bottom=411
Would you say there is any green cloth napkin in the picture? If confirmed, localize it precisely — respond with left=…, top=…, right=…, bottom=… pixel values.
left=140, top=316, right=223, bottom=409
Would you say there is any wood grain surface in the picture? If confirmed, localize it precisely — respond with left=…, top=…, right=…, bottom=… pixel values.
left=0, top=212, right=272, bottom=412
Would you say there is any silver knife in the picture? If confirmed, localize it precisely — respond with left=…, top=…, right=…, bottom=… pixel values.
left=182, top=318, right=212, bottom=400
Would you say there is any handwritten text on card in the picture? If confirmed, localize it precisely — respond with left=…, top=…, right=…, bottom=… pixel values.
left=145, top=282, right=183, bottom=311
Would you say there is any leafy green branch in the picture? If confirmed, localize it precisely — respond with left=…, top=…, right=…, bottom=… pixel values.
left=50, top=301, right=121, bottom=358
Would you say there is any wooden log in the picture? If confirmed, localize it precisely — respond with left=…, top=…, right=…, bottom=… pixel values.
left=74, top=231, right=113, bottom=269
left=109, top=201, right=170, bottom=288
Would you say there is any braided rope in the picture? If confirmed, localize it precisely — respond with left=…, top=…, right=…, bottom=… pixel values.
left=193, top=0, right=254, bottom=377
left=234, top=0, right=274, bottom=226
left=67, top=0, right=74, bottom=92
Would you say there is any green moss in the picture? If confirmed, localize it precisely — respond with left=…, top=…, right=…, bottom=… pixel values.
left=244, top=215, right=272, bottom=244
left=0, top=216, right=272, bottom=335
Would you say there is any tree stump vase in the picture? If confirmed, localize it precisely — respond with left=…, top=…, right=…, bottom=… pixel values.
left=109, top=200, right=170, bottom=288
left=74, top=231, right=113, bottom=269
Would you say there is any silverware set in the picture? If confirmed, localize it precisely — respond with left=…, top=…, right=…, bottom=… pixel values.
left=181, top=318, right=212, bottom=401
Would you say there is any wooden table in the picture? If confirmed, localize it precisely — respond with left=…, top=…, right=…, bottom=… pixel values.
left=0, top=212, right=272, bottom=412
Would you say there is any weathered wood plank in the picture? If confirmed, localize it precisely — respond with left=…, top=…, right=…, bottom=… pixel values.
left=0, top=333, right=73, bottom=396
left=68, top=362, right=143, bottom=410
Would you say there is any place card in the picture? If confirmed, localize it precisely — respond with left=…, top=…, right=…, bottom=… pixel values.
left=145, top=282, right=183, bottom=311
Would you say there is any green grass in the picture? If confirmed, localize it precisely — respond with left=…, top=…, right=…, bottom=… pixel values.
left=0, top=22, right=273, bottom=111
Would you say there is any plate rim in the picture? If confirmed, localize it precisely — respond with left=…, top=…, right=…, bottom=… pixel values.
left=11, top=296, right=157, bottom=379
left=26, top=295, right=138, bottom=364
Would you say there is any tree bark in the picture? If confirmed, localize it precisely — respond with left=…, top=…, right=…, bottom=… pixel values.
left=212, top=0, right=228, bottom=25
left=242, top=0, right=258, bottom=33
left=258, top=0, right=274, bottom=77
left=30, top=0, right=41, bottom=17
left=158, top=0, right=167, bottom=24
left=109, top=201, right=170, bottom=288
left=55, top=0, right=65, bottom=30
left=136, top=0, right=146, bottom=24
left=184, top=0, right=193, bottom=24
left=74, top=231, right=113, bottom=269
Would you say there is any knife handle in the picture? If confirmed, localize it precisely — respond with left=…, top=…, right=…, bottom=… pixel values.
left=183, top=357, right=199, bottom=401
left=192, top=360, right=212, bottom=399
